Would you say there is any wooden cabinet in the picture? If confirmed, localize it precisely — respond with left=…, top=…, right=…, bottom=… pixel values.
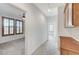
left=64, top=3, right=79, bottom=27
left=60, top=48, right=79, bottom=55
left=61, top=48, right=68, bottom=55
left=72, top=3, right=79, bottom=26
left=60, top=36, right=79, bottom=55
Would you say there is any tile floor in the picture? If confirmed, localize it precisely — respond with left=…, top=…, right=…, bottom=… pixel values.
left=33, top=38, right=59, bottom=55
left=0, top=37, right=59, bottom=55
left=0, top=38, right=25, bottom=55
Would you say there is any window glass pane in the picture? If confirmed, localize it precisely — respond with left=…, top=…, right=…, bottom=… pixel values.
left=16, top=21, right=20, bottom=27
left=3, top=18, right=9, bottom=26
left=4, top=26, right=8, bottom=34
left=48, top=24, right=54, bottom=31
left=3, top=18, right=9, bottom=35
left=17, top=27, right=19, bottom=33
left=16, top=21, right=20, bottom=33
left=20, top=22, right=22, bottom=27
left=10, top=20, right=14, bottom=26
left=20, top=26, right=22, bottom=33
left=9, top=20, right=14, bottom=34
left=10, top=26, right=13, bottom=34
left=20, top=22, right=22, bottom=33
left=48, top=35, right=54, bottom=39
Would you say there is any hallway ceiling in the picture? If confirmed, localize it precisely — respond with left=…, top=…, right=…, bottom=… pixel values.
left=10, top=3, right=64, bottom=17
left=34, top=3, right=64, bottom=16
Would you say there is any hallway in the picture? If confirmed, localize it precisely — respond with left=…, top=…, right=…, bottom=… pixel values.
left=33, top=39, right=59, bottom=55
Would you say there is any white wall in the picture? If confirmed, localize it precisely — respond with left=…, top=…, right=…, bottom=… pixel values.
left=11, top=3, right=60, bottom=55
left=58, top=6, right=79, bottom=41
left=10, top=3, right=47, bottom=55
left=25, top=4, right=48, bottom=54
left=0, top=4, right=25, bottom=44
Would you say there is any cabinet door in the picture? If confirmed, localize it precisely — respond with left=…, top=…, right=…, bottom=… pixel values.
left=61, top=48, right=68, bottom=55
left=72, top=3, right=79, bottom=26
left=69, top=51, right=79, bottom=55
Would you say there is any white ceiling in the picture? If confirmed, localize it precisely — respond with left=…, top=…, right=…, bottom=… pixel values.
left=10, top=3, right=64, bottom=16
left=34, top=3, right=64, bottom=16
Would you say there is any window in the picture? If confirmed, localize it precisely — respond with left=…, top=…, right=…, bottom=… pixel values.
left=48, top=24, right=54, bottom=32
left=16, top=20, right=23, bottom=34
left=2, top=17, right=14, bottom=36
left=48, top=24, right=54, bottom=40
left=2, top=17, right=23, bottom=36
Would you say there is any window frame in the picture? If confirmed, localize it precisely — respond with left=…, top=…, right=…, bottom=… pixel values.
left=2, top=17, right=15, bottom=36
left=2, top=16, right=24, bottom=36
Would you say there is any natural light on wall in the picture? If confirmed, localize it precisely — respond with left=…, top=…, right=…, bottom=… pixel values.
left=48, top=24, right=54, bottom=39
left=48, top=24, right=54, bottom=31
